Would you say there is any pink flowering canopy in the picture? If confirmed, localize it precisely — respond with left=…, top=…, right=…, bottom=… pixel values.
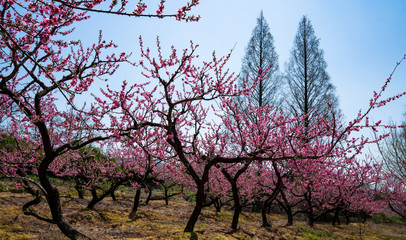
left=1, top=0, right=406, bottom=238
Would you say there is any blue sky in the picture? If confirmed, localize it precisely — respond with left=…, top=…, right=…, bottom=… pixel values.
left=74, top=0, right=406, bottom=126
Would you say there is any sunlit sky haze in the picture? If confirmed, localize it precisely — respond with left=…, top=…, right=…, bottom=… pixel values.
left=73, top=0, right=406, bottom=127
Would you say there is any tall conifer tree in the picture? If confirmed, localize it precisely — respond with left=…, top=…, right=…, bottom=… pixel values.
left=285, top=16, right=340, bottom=120
left=240, top=11, right=281, bottom=107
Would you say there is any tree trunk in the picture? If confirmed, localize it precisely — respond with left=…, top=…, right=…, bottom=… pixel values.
left=361, top=211, right=368, bottom=223
left=87, top=189, right=100, bottom=210
left=213, top=198, right=222, bottom=212
left=145, top=186, right=152, bottom=205
left=229, top=177, right=243, bottom=231
left=221, top=163, right=250, bottom=231
left=57, top=220, right=90, bottom=240
left=261, top=205, right=271, bottom=227
left=110, top=191, right=117, bottom=201
left=278, top=191, right=294, bottom=226
left=74, top=184, right=84, bottom=199
left=164, top=187, right=169, bottom=206
left=344, top=210, right=350, bottom=224
left=261, top=197, right=273, bottom=227
left=305, top=186, right=314, bottom=227
left=261, top=182, right=282, bottom=228
left=184, top=185, right=204, bottom=232
left=308, top=207, right=315, bottom=227
left=277, top=199, right=293, bottom=226
left=39, top=160, right=90, bottom=239
left=129, top=189, right=142, bottom=219
left=261, top=161, right=284, bottom=228
left=87, top=180, right=123, bottom=209
left=333, top=208, right=341, bottom=226
left=231, top=204, right=242, bottom=231
left=287, top=209, right=294, bottom=226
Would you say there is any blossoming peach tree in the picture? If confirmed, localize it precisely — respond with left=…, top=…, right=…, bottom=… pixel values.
left=0, top=0, right=199, bottom=239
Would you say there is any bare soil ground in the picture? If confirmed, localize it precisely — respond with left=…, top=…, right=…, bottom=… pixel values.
left=1, top=180, right=406, bottom=240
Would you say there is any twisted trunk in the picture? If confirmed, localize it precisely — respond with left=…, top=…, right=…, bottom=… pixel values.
left=184, top=183, right=205, bottom=232
left=87, top=180, right=124, bottom=209
left=39, top=157, right=91, bottom=239
left=129, top=189, right=142, bottom=219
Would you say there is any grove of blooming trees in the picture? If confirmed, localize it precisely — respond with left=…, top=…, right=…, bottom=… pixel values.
left=1, top=1, right=406, bottom=239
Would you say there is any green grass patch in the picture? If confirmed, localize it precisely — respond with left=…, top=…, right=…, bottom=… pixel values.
left=296, top=224, right=338, bottom=239
left=0, top=230, right=38, bottom=240
left=372, top=213, right=391, bottom=223
left=213, top=235, right=229, bottom=240
left=214, top=211, right=233, bottom=221
left=170, top=231, right=202, bottom=240
left=60, top=187, right=80, bottom=197
left=372, top=213, right=406, bottom=225
left=389, top=215, right=406, bottom=225
left=383, top=236, right=405, bottom=240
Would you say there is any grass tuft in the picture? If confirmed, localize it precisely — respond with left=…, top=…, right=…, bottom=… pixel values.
left=295, top=224, right=338, bottom=239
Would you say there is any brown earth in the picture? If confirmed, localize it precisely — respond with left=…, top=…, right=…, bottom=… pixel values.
left=1, top=180, right=406, bottom=240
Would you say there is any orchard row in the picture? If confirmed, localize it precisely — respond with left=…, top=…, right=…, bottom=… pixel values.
left=0, top=0, right=405, bottom=239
